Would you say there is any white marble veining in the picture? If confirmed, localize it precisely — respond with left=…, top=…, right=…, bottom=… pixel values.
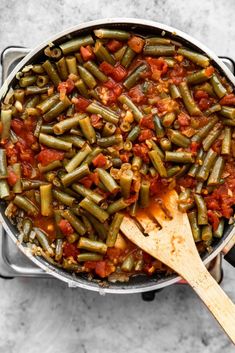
left=0, top=1, right=235, bottom=352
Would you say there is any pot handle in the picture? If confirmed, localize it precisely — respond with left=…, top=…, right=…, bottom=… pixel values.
left=223, top=234, right=235, bottom=267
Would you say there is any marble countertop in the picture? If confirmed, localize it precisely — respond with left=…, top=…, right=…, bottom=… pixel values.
left=0, top=1, right=235, bottom=352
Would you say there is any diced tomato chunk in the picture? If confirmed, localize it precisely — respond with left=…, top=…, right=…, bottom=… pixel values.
left=63, top=243, right=79, bottom=260
left=138, top=129, right=154, bottom=142
left=37, top=149, right=64, bottom=166
left=128, top=36, right=145, bottom=53
left=111, top=65, right=127, bottom=82
left=194, top=90, right=209, bottom=99
left=59, top=219, right=74, bottom=236
left=80, top=45, right=94, bottom=61
left=99, top=61, right=114, bottom=75
left=169, top=64, right=186, bottom=84
left=205, top=66, right=215, bottom=77
left=207, top=210, right=220, bottom=231
left=128, top=85, right=146, bottom=104
left=11, top=119, right=24, bottom=135
left=79, top=172, right=99, bottom=188
left=119, top=152, right=131, bottom=163
left=190, top=141, right=200, bottom=153
left=107, top=247, right=122, bottom=261
left=133, top=143, right=149, bottom=163
left=90, top=114, right=103, bottom=129
left=139, top=115, right=154, bottom=129
left=177, top=112, right=190, bottom=127
left=125, top=194, right=138, bottom=205
left=178, top=176, right=197, bottom=188
left=220, top=94, right=235, bottom=106
left=57, top=78, right=75, bottom=95
left=95, top=261, right=115, bottom=278
left=74, top=97, right=90, bottom=112
left=83, top=261, right=97, bottom=270
left=21, top=162, right=32, bottom=178
left=106, top=39, right=123, bottom=53
left=92, top=153, right=107, bottom=168
left=7, top=170, right=18, bottom=186
left=146, top=57, right=168, bottom=81
left=5, top=143, right=18, bottom=165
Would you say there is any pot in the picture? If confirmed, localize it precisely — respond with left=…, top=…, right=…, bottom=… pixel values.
left=1, top=18, right=235, bottom=294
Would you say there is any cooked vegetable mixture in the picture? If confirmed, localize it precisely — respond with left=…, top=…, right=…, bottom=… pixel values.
left=1, top=28, right=235, bottom=281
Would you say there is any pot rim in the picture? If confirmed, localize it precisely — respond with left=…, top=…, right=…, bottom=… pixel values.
left=1, top=17, right=235, bottom=294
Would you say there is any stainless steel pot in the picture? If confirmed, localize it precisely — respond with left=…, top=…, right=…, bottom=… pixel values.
left=1, top=18, right=235, bottom=294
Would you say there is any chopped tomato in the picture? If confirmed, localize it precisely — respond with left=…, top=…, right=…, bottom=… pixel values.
left=15, top=141, right=34, bottom=164
left=220, top=94, right=235, bottom=106
left=90, top=114, right=103, bottom=129
left=139, top=114, right=154, bottom=129
left=194, top=90, right=209, bottom=99
left=207, top=210, right=220, bottom=231
left=83, top=261, right=97, bottom=270
left=119, top=152, right=131, bottom=163
left=128, top=36, right=145, bottom=53
left=111, top=65, right=127, bottom=82
left=57, top=78, right=75, bottom=95
left=21, top=162, right=32, bottom=178
left=138, top=129, right=154, bottom=142
left=128, top=85, right=146, bottom=104
left=7, top=170, right=18, bottom=186
left=59, top=219, right=74, bottom=236
left=92, top=153, right=107, bottom=168
left=146, top=57, right=168, bottom=81
left=79, top=172, right=99, bottom=188
left=106, top=39, right=123, bottom=53
left=11, top=118, right=37, bottom=147
left=211, top=139, right=222, bottom=154
left=107, top=247, right=122, bottom=261
left=95, top=261, right=115, bottom=278
left=205, top=66, right=215, bottom=77
left=156, top=97, right=179, bottom=114
left=37, top=149, right=64, bottom=166
left=133, top=143, right=149, bottom=163
left=99, top=61, right=114, bottom=75
left=5, top=143, right=18, bottom=164
left=169, top=64, right=187, bottom=85
left=63, top=243, right=79, bottom=260
left=190, top=141, right=200, bottom=153
left=74, top=97, right=90, bottom=112
left=0, top=122, right=2, bottom=135
left=125, top=194, right=138, bottom=205
left=11, top=119, right=24, bottom=135
left=177, top=112, right=190, bottom=127
left=80, top=45, right=94, bottom=61
left=149, top=176, right=160, bottom=196
left=178, top=176, right=197, bottom=188
left=99, top=79, right=122, bottom=105
left=199, top=98, right=212, bottom=111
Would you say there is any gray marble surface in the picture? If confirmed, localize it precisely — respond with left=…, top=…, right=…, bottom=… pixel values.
left=0, top=0, right=235, bottom=352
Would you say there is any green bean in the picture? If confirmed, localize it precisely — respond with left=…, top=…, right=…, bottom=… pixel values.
left=221, top=127, right=231, bottom=155
left=197, top=149, right=217, bottom=181
left=22, top=218, right=33, bottom=242
left=55, top=239, right=63, bottom=261
left=148, top=150, right=167, bottom=177
left=106, top=212, right=124, bottom=247
left=94, top=40, right=115, bottom=65
left=204, top=103, right=221, bottom=116
left=61, top=134, right=85, bottom=148
left=188, top=210, right=201, bottom=242
left=186, top=68, right=213, bottom=85
left=114, top=44, right=127, bottom=61
left=82, top=211, right=108, bottom=240
left=43, top=95, right=71, bottom=122
left=61, top=164, right=90, bottom=187
left=143, top=45, right=175, bottom=56
left=53, top=116, right=81, bottom=135
left=160, top=138, right=172, bottom=151
left=0, top=180, right=10, bottom=199
left=38, top=160, right=63, bottom=174
left=12, top=163, right=22, bottom=193
left=42, top=60, right=61, bottom=86
left=167, top=165, right=181, bottom=178
left=129, top=201, right=138, bottom=217
left=123, top=140, right=133, bottom=151
left=207, top=156, right=224, bottom=186
left=121, top=47, right=136, bottom=68
left=62, top=259, right=81, bottom=271
left=25, top=95, right=40, bottom=109
left=121, top=254, right=134, bottom=272
left=65, top=144, right=92, bottom=173
left=146, top=37, right=171, bottom=45
left=36, top=93, right=60, bottom=114
left=1, top=110, right=12, bottom=142
left=179, top=81, right=201, bottom=115
left=120, top=169, right=133, bottom=199
left=66, top=233, right=79, bottom=244
left=222, top=119, right=235, bottom=126
left=78, top=65, right=97, bottom=89
left=169, top=84, right=181, bottom=99
left=178, top=189, right=194, bottom=212
left=39, top=133, right=72, bottom=151
left=153, top=115, right=165, bottom=137
left=194, top=194, right=208, bottom=225
left=13, top=195, right=39, bottom=216
left=65, top=56, right=78, bottom=75
left=0, top=149, right=7, bottom=179
left=25, top=85, right=49, bottom=95
left=77, top=253, right=103, bottom=262
left=178, top=48, right=210, bottom=68
left=32, top=64, right=44, bottom=74
left=60, top=35, right=94, bottom=55
left=82, top=147, right=102, bottom=166
left=123, top=63, right=148, bottom=90
left=149, top=166, right=156, bottom=177
left=118, top=95, right=143, bottom=121
left=19, top=75, right=37, bottom=87
left=81, top=215, right=94, bottom=239
left=86, top=102, right=119, bottom=124
left=34, top=228, right=54, bottom=256
left=162, top=112, right=176, bottom=127
left=97, top=168, right=119, bottom=193
left=111, top=158, right=122, bottom=168
left=94, top=28, right=130, bottom=40
left=74, top=79, right=89, bottom=98
left=107, top=197, right=129, bottom=214
left=21, top=179, right=46, bottom=191
left=78, top=116, right=96, bottom=144
left=102, top=122, right=116, bottom=137
left=149, top=140, right=164, bottom=159
left=192, top=115, right=218, bottom=143
left=168, top=129, right=190, bottom=148
left=72, top=183, right=104, bottom=204
left=213, top=219, right=225, bottom=238
left=188, top=149, right=204, bottom=177
left=195, top=181, right=204, bottom=194
left=202, top=124, right=221, bottom=151
left=14, top=89, right=25, bottom=102
left=165, top=151, right=194, bottom=163
left=220, top=106, right=235, bottom=119
left=97, top=135, right=122, bottom=147
left=56, top=57, right=69, bottom=80
left=52, top=189, right=76, bottom=207
left=44, top=46, right=62, bottom=60
left=127, top=126, right=141, bottom=141
left=201, top=224, right=212, bottom=242
left=40, top=184, right=53, bottom=217
left=132, top=156, right=142, bottom=170
left=79, top=197, right=109, bottom=223
left=139, top=180, right=150, bottom=208
left=83, top=61, right=108, bottom=82
left=62, top=209, right=86, bottom=235
left=210, top=74, right=227, bottom=98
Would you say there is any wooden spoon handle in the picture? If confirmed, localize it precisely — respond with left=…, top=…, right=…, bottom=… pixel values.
left=184, top=262, right=235, bottom=344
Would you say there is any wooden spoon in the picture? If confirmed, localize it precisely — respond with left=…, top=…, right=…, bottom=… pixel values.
left=120, top=189, right=235, bottom=344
